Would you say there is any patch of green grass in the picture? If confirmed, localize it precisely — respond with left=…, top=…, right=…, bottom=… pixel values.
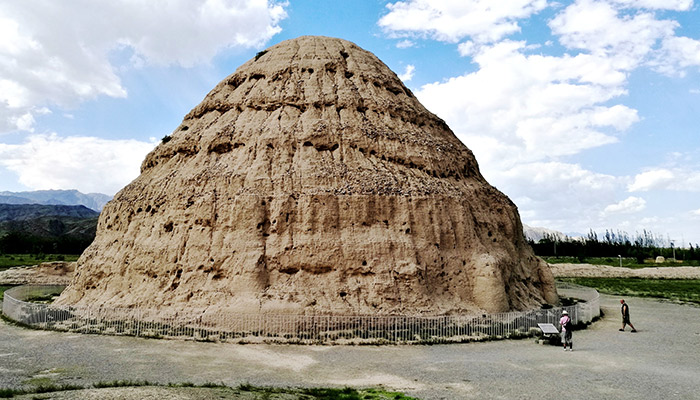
left=23, top=294, right=59, bottom=304
left=0, top=381, right=418, bottom=399
left=0, top=285, right=16, bottom=301
left=0, top=383, right=84, bottom=398
left=362, top=388, right=420, bottom=399
left=0, top=254, right=79, bottom=270
left=0, top=286, right=62, bottom=303
left=299, top=387, right=419, bottom=400
left=0, top=388, right=25, bottom=398
left=301, top=387, right=361, bottom=400
left=33, top=383, right=83, bottom=394
left=93, top=380, right=153, bottom=388
left=21, top=378, right=53, bottom=387
left=559, top=277, right=700, bottom=304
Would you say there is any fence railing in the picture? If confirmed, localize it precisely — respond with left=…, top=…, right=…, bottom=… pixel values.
left=2, top=283, right=599, bottom=344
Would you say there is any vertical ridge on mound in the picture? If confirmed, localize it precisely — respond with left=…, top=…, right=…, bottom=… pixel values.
left=58, top=36, right=557, bottom=316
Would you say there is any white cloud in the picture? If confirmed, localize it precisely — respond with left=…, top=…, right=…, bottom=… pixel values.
left=415, top=40, right=636, bottom=170
left=652, top=36, right=700, bottom=76
left=0, top=1, right=288, bottom=133
left=493, top=161, right=621, bottom=232
left=384, top=0, right=700, bottom=242
left=628, top=169, right=675, bottom=191
left=603, top=196, right=647, bottom=214
left=499, top=162, right=617, bottom=201
left=692, top=209, right=700, bottom=218
left=549, top=0, right=678, bottom=70
left=396, top=39, right=416, bottom=48
left=398, top=65, right=416, bottom=81
left=550, top=0, right=700, bottom=77
left=0, top=134, right=157, bottom=194
left=611, top=0, right=693, bottom=11
left=378, top=0, right=547, bottom=43
left=628, top=168, right=700, bottom=192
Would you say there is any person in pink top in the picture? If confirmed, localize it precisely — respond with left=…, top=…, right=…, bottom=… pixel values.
left=560, top=310, right=573, bottom=351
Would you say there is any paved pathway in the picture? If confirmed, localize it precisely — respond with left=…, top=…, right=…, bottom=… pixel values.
left=2, top=294, right=700, bottom=399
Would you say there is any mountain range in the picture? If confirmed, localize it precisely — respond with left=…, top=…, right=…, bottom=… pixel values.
left=0, top=189, right=111, bottom=211
left=0, top=191, right=106, bottom=253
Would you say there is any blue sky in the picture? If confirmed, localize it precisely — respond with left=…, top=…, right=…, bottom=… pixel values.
left=1, top=0, right=699, bottom=245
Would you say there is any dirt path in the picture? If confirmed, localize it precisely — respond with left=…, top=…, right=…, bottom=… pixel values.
left=550, top=263, right=700, bottom=279
left=2, top=293, right=700, bottom=399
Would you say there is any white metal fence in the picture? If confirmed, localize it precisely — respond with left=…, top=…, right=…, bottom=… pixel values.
left=2, top=283, right=598, bottom=344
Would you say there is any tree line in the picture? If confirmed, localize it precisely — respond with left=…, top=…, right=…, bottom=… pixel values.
left=0, top=231, right=93, bottom=255
left=528, top=229, right=700, bottom=262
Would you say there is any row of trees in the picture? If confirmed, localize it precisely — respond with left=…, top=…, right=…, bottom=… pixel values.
left=528, top=229, right=700, bottom=262
left=0, top=232, right=93, bottom=255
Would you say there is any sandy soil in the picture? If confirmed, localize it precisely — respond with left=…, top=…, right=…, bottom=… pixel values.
left=550, top=263, right=700, bottom=279
left=0, top=262, right=75, bottom=285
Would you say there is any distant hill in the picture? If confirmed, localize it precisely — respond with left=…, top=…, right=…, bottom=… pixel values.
left=0, top=204, right=99, bottom=254
left=0, top=189, right=111, bottom=211
left=0, top=204, right=99, bottom=222
left=523, top=224, right=568, bottom=242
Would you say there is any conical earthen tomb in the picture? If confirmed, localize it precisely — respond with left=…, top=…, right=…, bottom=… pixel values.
left=58, top=36, right=558, bottom=316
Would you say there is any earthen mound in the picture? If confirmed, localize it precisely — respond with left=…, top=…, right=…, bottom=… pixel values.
left=58, top=36, right=557, bottom=315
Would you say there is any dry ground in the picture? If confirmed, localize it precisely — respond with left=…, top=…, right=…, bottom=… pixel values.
left=550, top=263, right=700, bottom=279
left=2, top=264, right=700, bottom=399
left=2, top=292, right=700, bottom=399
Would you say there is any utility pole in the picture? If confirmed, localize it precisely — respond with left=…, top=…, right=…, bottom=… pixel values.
left=671, top=241, right=675, bottom=261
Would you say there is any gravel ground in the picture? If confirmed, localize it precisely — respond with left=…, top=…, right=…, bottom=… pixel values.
left=2, top=294, right=700, bottom=400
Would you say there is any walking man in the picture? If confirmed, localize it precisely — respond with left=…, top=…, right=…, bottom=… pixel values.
left=620, top=299, right=637, bottom=332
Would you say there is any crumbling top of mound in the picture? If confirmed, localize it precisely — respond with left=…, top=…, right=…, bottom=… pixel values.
left=141, top=35, right=482, bottom=198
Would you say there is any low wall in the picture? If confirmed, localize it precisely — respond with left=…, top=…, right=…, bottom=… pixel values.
left=2, top=283, right=599, bottom=344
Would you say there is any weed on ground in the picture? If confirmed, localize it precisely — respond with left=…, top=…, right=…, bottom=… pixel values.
left=0, top=381, right=418, bottom=399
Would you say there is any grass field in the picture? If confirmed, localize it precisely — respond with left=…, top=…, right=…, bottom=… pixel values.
left=558, top=277, right=700, bottom=304
left=0, top=254, right=79, bottom=271
left=0, top=285, right=15, bottom=301
left=542, top=256, right=700, bottom=269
